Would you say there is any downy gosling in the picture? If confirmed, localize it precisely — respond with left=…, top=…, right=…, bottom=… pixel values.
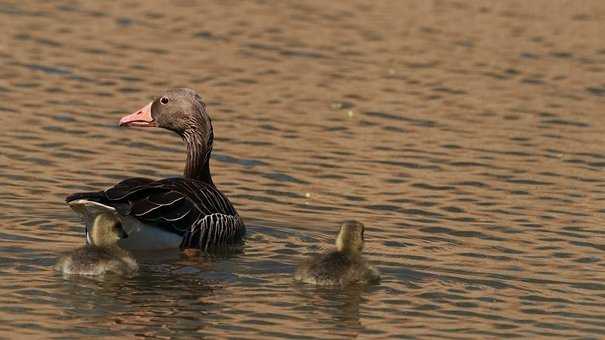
left=56, top=213, right=138, bottom=276
left=295, top=221, right=380, bottom=286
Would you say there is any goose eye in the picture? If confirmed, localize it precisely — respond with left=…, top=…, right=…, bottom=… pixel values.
left=160, top=97, right=169, bottom=105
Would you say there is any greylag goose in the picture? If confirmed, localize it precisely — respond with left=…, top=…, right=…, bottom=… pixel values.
left=295, top=221, right=380, bottom=286
left=56, top=211, right=138, bottom=275
left=66, top=88, right=245, bottom=250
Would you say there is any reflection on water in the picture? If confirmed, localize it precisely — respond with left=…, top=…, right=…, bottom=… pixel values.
left=1, top=0, right=605, bottom=338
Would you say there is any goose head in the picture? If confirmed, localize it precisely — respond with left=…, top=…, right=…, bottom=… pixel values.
left=119, top=88, right=215, bottom=182
left=335, top=220, right=365, bottom=256
left=119, top=88, right=213, bottom=141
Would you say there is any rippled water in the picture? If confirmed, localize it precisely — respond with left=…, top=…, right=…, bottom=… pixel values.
left=1, top=1, right=604, bottom=338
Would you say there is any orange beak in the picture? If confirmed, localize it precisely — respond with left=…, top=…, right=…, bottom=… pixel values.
left=119, top=102, right=156, bottom=127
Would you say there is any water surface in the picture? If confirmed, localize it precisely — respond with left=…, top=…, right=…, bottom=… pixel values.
left=1, top=1, right=604, bottom=338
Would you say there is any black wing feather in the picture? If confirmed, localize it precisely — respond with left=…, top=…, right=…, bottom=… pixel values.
left=105, top=177, right=156, bottom=200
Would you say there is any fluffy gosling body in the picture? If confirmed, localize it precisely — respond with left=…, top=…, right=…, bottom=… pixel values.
left=295, top=221, right=380, bottom=286
left=56, top=213, right=138, bottom=276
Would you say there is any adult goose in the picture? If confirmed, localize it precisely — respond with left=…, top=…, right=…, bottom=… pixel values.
left=66, top=88, right=245, bottom=251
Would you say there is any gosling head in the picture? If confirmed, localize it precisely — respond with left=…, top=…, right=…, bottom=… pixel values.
left=335, top=220, right=365, bottom=256
left=89, top=213, right=126, bottom=247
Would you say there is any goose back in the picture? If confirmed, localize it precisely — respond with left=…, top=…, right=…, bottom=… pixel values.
left=67, top=177, right=245, bottom=250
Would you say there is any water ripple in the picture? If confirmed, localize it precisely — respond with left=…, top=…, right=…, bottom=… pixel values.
left=0, top=0, right=604, bottom=338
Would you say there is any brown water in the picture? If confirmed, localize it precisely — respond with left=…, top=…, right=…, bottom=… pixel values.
left=1, top=0, right=604, bottom=338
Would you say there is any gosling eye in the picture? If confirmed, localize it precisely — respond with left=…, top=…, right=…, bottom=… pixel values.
left=160, top=97, right=169, bottom=105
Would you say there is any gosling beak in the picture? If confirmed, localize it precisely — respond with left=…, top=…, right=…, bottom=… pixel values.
left=119, top=102, right=156, bottom=127
left=117, top=226, right=128, bottom=239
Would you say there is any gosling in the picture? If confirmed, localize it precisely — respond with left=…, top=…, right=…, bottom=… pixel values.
left=56, top=213, right=138, bottom=276
left=295, top=221, right=380, bottom=286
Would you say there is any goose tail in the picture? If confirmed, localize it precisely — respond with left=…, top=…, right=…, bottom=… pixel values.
left=66, top=191, right=107, bottom=204
left=67, top=199, right=119, bottom=244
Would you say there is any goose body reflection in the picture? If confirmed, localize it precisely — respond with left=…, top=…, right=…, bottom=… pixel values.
left=56, top=211, right=138, bottom=276
left=295, top=221, right=380, bottom=286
